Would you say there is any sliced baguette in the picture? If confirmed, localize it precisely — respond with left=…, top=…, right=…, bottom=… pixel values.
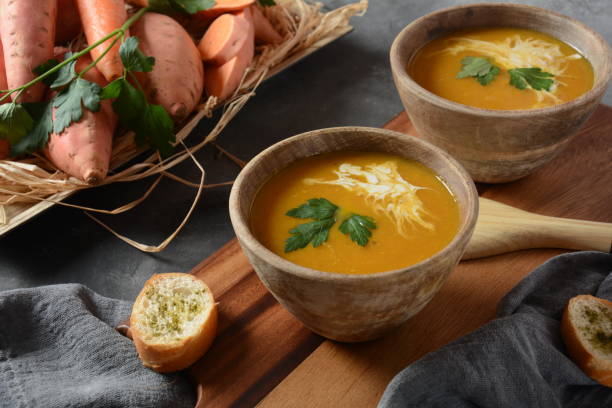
left=561, top=294, right=612, bottom=387
left=130, top=273, right=217, bottom=373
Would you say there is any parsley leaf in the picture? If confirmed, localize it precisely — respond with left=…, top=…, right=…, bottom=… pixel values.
left=284, top=198, right=377, bottom=251
left=147, top=0, right=215, bottom=14
left=0, top=103, right=34, bottom=144
left=52, top=78, right=101, bottom=134
left=508, top=67, right=554, bottom=91
left=107, top=78, right=175, bottom=158
left=286, top=198, right=338, bottom=220
left=258, top=0, right=276, bottom=6
left=120, top=37, right=155, bottom=73
left=100, top=78, right=123, bottom=100
left=457, top=56, right=500, bottom=86
left=285, top=218, right=335, bottom=252
left=339, top=214, right=377, bottom=247
left=10, top=102, right=53, bottom=156
left=285, top=198, right=338, bottom=252
left=34, top=54, right=77, bottom=89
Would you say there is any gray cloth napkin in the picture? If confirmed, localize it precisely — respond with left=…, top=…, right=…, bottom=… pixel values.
left=0, top=283, right=195, bottom=408
left=379, top=251, right=612, bottom=408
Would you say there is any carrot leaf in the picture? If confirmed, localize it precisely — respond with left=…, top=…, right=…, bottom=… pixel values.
left=52, top=78, right=102, bottom=134
left=10, top=102, right=53, bottom=157
left=0, top=103, right=34, bottom=145
left=120, top=37, right=155, bottom=73
left=258, top=0, right=276, bottom=6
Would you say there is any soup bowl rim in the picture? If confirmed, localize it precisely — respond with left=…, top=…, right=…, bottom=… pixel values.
left=228, top=126, right=479, bottom=283
left=389, top=2, right=612, bottom=117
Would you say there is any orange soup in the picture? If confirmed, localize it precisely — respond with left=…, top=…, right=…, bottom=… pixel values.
left=250, top=151, right=460, bottom=274
left=408, top=27, right=594, bottom=110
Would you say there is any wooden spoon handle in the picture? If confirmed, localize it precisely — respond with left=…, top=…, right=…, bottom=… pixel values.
left=462, top=198, right=612, bottom=260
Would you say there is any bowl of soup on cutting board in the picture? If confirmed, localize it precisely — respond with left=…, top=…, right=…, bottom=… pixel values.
left=390, top=3, right=611, bottom=183
left=229, top=127, right=478, bottom=342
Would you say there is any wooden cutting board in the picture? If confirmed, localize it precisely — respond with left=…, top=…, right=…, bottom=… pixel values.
left=169, top=105, right=611, bottom=407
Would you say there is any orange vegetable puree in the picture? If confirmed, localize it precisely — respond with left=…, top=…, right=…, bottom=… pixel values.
left=408, top=27, right=594, bottom=110
left=250, top=151, right=460, bottom=274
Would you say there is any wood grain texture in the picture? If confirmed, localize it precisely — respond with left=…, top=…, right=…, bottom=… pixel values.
left=188, top=239, right=323, bottom=408
left=257, top=105, right=612, bottom=408
left=464, top=198, right=612, bottom=259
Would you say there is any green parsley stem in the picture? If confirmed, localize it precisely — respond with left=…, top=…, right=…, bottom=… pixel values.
left=0, top=7, right=149, bottom=103
left=78, top=34, right=123, bottom=78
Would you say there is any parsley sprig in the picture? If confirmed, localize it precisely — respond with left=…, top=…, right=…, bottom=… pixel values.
left=456, top=56, right=500, bottom=86
left=284, top=198, right=377, bottom=252
left=508, top=67, right=554, bottom=91
left=101, top=37, right=175, bottom=157
left=456, top=55, right=556, bottom=92
left=0, top=2, right=215, bottom=158
left=339, top=214, right=377, bottom=246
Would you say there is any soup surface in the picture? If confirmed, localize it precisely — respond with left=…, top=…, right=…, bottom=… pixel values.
left=250, top=151, right=460, bottom=274
left=408, top=27, right=594, bottom=110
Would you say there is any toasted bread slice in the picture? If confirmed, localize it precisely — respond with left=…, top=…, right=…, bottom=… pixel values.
left=562, top=294, right=612, bottom=387
left=130, top=273, right=217, bottom=373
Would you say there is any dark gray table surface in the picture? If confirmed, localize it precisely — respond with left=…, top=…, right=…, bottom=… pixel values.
left=1, top=0, right=610, bottom=300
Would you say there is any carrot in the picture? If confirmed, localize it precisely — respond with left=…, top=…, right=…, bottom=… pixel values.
left=45, top=55, right=116, bottom=184
left=250, top=5, right=281, bottom=44
left=198, top=12, right=251, bottom=64
left=205, top=9, right=254, bottom=101
left=131, top=12, right=204, bottom=122
left=56, top=0, right=82, bottom=44
left=75, top=0, right=127, bottom=82
left=0, top=0, right=57, bottom=103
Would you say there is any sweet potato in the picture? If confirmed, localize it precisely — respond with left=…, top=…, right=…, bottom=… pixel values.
left=0, top=139, right=8, bottom=159
left=0, top=0, right=57, bottom=102
left=75, top=0, right=127, bottom=82
left=131, top=12, right=204, bottom=122
left=45, top=55, right=116, bottom=184
left=250, top=5, right=281, bottom=44
left=205, top=9, right=254, bottom=101
left=198, top=12, right=251, bottom=64
left=125, top=0, right=253, bottom=15
left=56, top=0, right=82, bottom=44
left=0, top=30, right=8, bottom=159
left=0, top=31, right=7, bottom=93
left=199, top=0, right=255, bottom=19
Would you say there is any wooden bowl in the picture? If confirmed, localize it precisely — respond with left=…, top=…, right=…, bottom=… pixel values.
left=229, top=127, right=478, bottom=342
left=390, top=3, right=611, bottom=183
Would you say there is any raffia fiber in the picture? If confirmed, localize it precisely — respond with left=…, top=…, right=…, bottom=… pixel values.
left=0, top=0, right=368, bottom=250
